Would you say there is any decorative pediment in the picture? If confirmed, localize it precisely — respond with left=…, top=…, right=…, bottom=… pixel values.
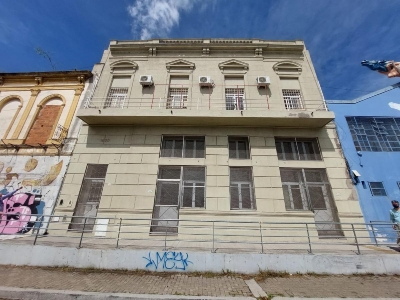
left=110, top=60, right=138, bottom=73
left=273, top=61, right=302, bottom=75
left=218, top=59, right=249, bottom=70
left=166, top=59, right=195, bottom=70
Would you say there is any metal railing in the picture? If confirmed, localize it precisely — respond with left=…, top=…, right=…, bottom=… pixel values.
left=1, top=213, right=398, bottom=255
left=83, top=97, right=328, bottom=112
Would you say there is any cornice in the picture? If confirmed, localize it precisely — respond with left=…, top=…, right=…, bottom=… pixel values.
left=0, top=84, right=86, bottom=91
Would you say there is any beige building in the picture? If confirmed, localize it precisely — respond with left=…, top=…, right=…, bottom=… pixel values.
left=0, top=70, right=92, bottom=235
left=52, top=39, right=363, bottom=243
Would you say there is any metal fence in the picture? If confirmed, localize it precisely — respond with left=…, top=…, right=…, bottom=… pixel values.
left=1, top=214, right=398, bottom=255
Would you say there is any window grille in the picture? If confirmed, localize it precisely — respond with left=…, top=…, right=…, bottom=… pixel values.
left=346, top=117, right=400, bottom=152
left=275, top=138, right=321, bottom=161
left=104, top=88, right=128, bottom=108
left=280, top=168, right=331, bottom=210
left=225, top=88, right=245, bottom=110
left=229, top=167, right=255, bottom=209
left=228, top=137, right=250, bottom=159
left=69, top=164, right=108, bottom=231
left=167, top=88, right=188, bottom=109
left=161, top=136, right=205, bottom=158
left=282, top=89, right=303, bottom=109
left=368, top=182, right=387, bottom=196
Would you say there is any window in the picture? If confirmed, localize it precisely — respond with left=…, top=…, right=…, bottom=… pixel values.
left=225, top=88, right=245, bottom=110
left=167, top=88, right=188, bottom=109
left=282, top=89, right=303, bottom=109
left=228, top=137, right=250, bottom=159
left=156, top=166, right=205, bottom=208
left=161, top=136, right=205, bottom=158
left=369, top=182, right=387, bottom=196
left=167, top=75, right=189, bottom=109
left=281, top=78, right=303, bottom=109
left=105, top=76, right=131, bottom=108
left=225, top=76, right=245, bottom=110
left=280, top=168, right=332, bottom=210
left=230, top=167, right=255, bottom=209
left=275, top=138, right=321, bottom=161
left=69, top=164, right=108, bottom=231
left=346, top=117, right=400, bottom=152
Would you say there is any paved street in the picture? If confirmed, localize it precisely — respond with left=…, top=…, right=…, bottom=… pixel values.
left=259, top=275, right=400, bottom=298
left=0, top=265, right=399, bottom=298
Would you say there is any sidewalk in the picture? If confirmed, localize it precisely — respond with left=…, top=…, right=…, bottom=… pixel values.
left=0, top=265, right=399, bottom=299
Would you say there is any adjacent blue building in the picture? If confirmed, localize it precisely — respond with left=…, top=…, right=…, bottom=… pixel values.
left=327, top=82, right=400, bottom=243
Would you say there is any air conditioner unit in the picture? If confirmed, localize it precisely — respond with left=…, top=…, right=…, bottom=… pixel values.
left=139, top=75, right=153, bottom=86
left=256, top=76, right=271, bottom=87
left=199, top=76, right=213, bottom=87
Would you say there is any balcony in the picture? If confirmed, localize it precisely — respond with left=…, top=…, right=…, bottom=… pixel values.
left=77, top=97, right=334, bottom=128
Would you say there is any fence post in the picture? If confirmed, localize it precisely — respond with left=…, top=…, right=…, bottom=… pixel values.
left=212, top=221, right=215, bottom=253
left=116, top=218, right=122, bottom=249
left=164, top=227, right=167, bottom=251
left=351, top=223, right=361, bottom=255
left=78, top=218, right=87, bottom=249
left=259, top=222, right=264, bottom=254
left=33, top=216, right=44, bottom=246
left=305, top=223, right=313, bottom=254
left=370, top=222, right=378, bottom=246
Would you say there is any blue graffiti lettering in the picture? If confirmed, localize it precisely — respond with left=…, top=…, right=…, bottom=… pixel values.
left=143, top=251, right=193, bottom=270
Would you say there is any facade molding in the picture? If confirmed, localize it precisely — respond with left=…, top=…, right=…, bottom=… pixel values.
left=166, top=59, right=195, bottom=71
left=0, top=95, right=24, bottom=111
left=38, top=94, right=67, bottom=107
left=273, top=61, right=302, bottom=75
left=218, top=59, right=249, bottom=71
left=11, top=89, right=41, bottom=139
left=110, top=60, right=138, bottom=73
left=0, top=95, right=24, bottom=140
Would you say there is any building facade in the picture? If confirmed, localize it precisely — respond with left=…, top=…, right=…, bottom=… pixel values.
left=0, top=70, right=92, bottom=235
left=51, top=39, right=363, bottom=243
left=327, top=83, right=400, bottom=242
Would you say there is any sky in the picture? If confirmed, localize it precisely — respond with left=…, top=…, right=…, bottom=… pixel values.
left=1, top=0, right=400, bottom=100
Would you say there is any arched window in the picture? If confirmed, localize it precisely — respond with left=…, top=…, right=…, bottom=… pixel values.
left=0, top=97, right=22, bottom=139
left=25, top=96, right=64, bottom=145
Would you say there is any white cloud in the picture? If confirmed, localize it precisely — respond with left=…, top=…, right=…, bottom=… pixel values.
left=127, top=0, right=200, bottom=40
left=389, top=102, right=400, bottom=111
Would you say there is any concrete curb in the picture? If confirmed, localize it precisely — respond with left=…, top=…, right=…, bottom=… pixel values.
left=0, top=287, right=255, bottom=300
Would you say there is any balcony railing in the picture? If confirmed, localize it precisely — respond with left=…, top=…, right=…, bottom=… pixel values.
left=83, top=97, right=327, bottom=111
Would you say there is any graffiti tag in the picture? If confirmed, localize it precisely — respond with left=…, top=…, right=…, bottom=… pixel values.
left=143, top=251, right=193, bottom=270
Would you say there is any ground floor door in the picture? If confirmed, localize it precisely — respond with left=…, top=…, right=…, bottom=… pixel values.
left=307, top=184, right=343, bottom=237
left=150, top=181, right=180, bottom=234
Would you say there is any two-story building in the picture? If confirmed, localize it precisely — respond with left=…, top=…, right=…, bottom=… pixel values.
left=327, top=82, right=400, bottom=243
left=52, top=39, right=363, bottom=244
left=0, top=70, right=92, bottom=235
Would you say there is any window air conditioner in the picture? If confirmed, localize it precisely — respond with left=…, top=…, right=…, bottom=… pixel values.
left=139, top=75, right=154, bottom=86
left=256, top=76, right=271, bottom=87
left=199, top=76, right=213, bottom=87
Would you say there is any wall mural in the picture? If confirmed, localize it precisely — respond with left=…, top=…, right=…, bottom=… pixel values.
left=0, top=156, right=70, bottom=235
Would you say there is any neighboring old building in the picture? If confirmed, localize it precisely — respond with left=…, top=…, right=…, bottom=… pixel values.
left=0, top=70, right=93, bottom=235
left=327, top=82, right=400, bottom=242
left=52, top=39, right=363, bottom=243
